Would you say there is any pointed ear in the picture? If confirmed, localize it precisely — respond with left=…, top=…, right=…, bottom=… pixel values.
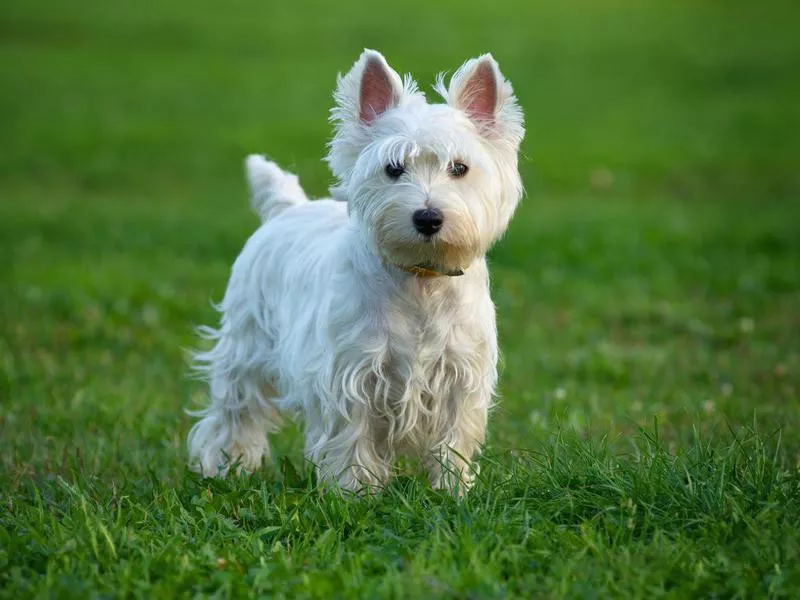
left=333, top=49, right=404, bottom=126
left=441, top=54, right=524, bottom=145
left=452, top=57, right=498, bottom=123
left=359, top=52, right=400, bottom=123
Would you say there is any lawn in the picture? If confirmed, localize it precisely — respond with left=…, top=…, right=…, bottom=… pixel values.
left=1, top=0, right=799, bottom=597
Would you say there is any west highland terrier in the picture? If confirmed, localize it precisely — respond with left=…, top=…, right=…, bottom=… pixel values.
left=188, top=49, right=524, bottom=494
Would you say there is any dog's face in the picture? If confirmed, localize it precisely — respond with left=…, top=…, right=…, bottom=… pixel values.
left=327, top=51, right=525, bottom=274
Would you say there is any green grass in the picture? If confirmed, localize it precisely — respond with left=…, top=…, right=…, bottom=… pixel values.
left=1, top=0, right=799, bottom=597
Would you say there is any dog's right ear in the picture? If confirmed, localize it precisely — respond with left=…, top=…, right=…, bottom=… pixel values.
left=332, top=49, right=404, bottom=126
left=327, top=50, right=421, bottom=186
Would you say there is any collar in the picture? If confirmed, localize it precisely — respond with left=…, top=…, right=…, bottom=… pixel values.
left=393, top=263, right=465, bottom=278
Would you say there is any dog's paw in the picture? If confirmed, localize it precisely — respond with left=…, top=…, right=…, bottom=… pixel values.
left=187, top=415, right=269, bottom=477
left=191, top=443, right=266, bottom=478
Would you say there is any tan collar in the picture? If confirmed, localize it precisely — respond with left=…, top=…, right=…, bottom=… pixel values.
left=394, top=263, right=465, bottom=278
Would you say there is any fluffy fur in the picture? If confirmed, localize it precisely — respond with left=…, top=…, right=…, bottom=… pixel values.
left=187, top=49, right=525, bottom=494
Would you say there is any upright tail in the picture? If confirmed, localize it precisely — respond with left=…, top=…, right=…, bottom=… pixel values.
left=245, top=155, right=309, bottom=223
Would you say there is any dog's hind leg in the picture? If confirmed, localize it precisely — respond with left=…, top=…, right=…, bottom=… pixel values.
left=187, top=320, right=283, bottom=477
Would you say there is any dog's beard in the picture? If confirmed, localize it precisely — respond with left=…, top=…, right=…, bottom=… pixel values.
left=373, top=207, right=481, bottom=273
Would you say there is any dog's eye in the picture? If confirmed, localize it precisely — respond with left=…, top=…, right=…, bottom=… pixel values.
left=448, top=161, right=469, bottom=178
left=385, top=163, right=405, bottom=179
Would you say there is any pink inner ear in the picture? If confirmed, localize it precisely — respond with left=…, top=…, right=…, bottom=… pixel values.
left=459, top=60, right=497, bottom=124
left=359, top=57, right=396, bottom=124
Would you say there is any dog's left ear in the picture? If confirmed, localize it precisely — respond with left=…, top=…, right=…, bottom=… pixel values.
left=441, top=54, right=524, bottom=148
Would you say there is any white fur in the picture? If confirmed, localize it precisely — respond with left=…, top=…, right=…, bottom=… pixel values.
left=187, top=49, right=524, bottom=494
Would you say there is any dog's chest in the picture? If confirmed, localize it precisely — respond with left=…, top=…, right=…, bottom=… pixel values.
left=378, top=288, right=482, bottom=404
left=386, top=308, right=450, bottom=379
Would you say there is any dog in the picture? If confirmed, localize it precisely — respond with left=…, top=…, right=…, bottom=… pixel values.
left=187, top=49, right=524, bottom=494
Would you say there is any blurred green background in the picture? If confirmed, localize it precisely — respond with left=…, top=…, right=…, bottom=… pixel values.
left=2, top=0, right=800, bottom=595
left=3, top=0, right=798, bottom=457
left=0, top=0, right=800, bottom=510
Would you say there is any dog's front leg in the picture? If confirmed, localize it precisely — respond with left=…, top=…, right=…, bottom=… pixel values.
left=306, top=408, right=391, bottom=494
left=426, top=396, right=488, bottom=496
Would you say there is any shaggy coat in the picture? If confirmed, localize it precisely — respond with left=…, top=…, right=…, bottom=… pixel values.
left=188, top=50, right=524, bottom=493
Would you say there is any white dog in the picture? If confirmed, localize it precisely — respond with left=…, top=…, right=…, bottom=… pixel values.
left=188, top=49, right=524, bottom=494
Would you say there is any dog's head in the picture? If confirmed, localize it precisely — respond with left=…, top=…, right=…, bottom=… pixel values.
left=327, top=50, right=524, bottom=275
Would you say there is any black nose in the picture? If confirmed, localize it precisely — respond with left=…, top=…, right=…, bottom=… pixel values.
left=412, top=208, right=444, bottom=236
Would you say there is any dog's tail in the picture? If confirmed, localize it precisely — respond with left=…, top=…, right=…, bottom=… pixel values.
left=245, top=155, right=309, bottom=223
